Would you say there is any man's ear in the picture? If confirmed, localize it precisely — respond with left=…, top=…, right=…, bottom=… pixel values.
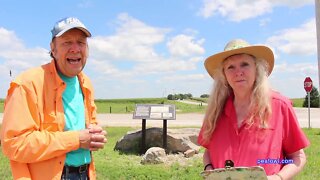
left=50, top=41, right=55, bottom=55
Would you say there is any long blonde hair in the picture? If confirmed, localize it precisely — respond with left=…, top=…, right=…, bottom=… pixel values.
left=201, top=56, right=272, bottom=143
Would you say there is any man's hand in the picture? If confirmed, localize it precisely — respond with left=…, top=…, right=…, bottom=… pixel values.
left=79, top=125, right=107, bottom=151
left=79, top=129, right=92, bottom=149
left=88, top=124, right=107, bottom=151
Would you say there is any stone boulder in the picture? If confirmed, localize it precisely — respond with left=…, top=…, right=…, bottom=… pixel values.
left=114, top=127, right=200, bottom=154
left=141, top=147, right=166, bottom=164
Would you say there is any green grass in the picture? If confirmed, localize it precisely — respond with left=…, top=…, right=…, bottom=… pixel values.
left=0, top=151, right=10, bottom=180
left=95, top=98, right=206, bottom=114
left=0, top=98, right=206, bottom=114
left=0, top=100, right=3, bottom=113
left=190, top=97, right=209, bottom=103
left=0, top=127, right=319, bottom=179
left=295, top=128, right=320, bottom=179
left=291, top=98, right=304, bottom=107
left=168, top=100, right=206, bottom=113
left=95, top=98, right=167, bottom=113
left=0, top=97, right=307, bottom=114
left=94, top=127, right=203, bottom=179
left=0, top=126, right=203, bottom=180
left=189, top=97, right=305, bottom=108
left=0, top=124, right=11, bottom=180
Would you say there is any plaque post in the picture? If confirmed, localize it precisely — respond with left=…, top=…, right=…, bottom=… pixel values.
left=141, top=119, right=146, bottom=154
left=133, top=104, right=176, bottom=154
left=163, top=119, right=167, bottom=152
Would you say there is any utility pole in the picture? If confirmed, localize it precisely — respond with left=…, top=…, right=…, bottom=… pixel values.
left=315, top=0, right=320, bottom=107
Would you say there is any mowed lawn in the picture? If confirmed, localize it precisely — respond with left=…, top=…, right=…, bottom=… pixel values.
left=0, top=127, right=319, bottom=179
left=0, top=97, right=315, bottom=179
left=0, top=97, right=305, bottom=114
left=95, top=98, right=206, bottom=114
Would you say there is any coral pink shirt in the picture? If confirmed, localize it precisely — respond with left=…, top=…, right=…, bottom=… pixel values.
left=198, top=91, right=310, bottom=175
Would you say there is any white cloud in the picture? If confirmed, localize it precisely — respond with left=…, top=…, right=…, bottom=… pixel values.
left=259, top=18, right=271, bottom=27
left=266, top=19, right=316, bottom=55
left=89, top=59, right=120, bottom=76
left=198, top=0, right=273, bottom=22
left=157, top=74, right=207, bottom=83
left=132, top=57, right=201, bottom=74
left=167, top=34, right=205, bottom=57
left=88, top=13, right=205, bottom=78
left=269, top=0, right=314, bottom=8
left=273, top=61, right=318, bottom=75
left=154, top=73, right=212, bottom=98
left=89, top=13, right=170, bottom=63
left=0, top=28, right=49, bottom=72
left=270, top=61, right=318, bottom=98
left=0, top=28, right=50, bottom=97
left=0, top=28, right=24, bottom=50
left=198, top=0, right=313, bottom=21
left=270, top=77, right=307, bottom=98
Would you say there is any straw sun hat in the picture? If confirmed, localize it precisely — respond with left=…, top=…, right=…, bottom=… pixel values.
left=204, top=39, right=274, bottom=78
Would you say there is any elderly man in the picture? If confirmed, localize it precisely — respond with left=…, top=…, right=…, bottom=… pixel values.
left=1, top=17, right=107, bottom=180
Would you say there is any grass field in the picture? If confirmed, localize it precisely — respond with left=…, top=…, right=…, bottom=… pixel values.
left=0, top=127, right=319, bottom=179
left=0, top=100, right=3, bottom=113
left=0, top=98, right=207, bottom=114
left=82, top=98, right=207, bottom=114
left=94, top=97, right=306, bottom=114
left=291, top=98, right=304, bottom=107
left=0, top=97, right=305, bottom=114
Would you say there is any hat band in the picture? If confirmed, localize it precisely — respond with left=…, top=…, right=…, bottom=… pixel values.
left=225, top=44, right=247, bottom=51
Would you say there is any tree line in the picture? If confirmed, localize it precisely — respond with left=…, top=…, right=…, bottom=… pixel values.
left=166, top=93, right=209, bottom=100
left=166, top=87, right=319, bottom=108
left=303, top=86, right=319, bottom=107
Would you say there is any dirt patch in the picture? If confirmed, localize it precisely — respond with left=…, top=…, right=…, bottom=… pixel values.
left=163, top=152, right=203, bottom=166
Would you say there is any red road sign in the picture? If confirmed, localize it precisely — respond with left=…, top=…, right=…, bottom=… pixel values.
left=304, top=77, right=313, bottom=93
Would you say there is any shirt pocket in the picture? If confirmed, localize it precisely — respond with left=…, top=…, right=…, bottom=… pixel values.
left=256, top=127, right=282, bottom=156
left=42, top=112, right=59, bottom=131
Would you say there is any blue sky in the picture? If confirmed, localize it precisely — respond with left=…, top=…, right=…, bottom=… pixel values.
left=0, top=0, right=317, bottom=99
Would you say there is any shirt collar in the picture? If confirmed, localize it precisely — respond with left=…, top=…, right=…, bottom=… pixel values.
left=48, top=59, right=90, bottom=89
left=224, top=94, right=235, bottom=118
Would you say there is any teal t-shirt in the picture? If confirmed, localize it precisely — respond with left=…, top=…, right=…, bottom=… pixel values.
left=59, top=72, right=91, bottom=166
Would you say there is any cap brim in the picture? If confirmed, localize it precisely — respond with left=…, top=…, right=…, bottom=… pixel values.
left=204, top=45, right=274, bottom=78
left=55, top=26, right=91, bottom=38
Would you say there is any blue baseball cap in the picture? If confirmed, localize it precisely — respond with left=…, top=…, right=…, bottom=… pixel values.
left=51, top=17, right=91, bottom=39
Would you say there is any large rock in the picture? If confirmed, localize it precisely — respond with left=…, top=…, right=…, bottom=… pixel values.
left=114, top=127, right=200, bottom=154
left=141, top=147, right=166, bottom=164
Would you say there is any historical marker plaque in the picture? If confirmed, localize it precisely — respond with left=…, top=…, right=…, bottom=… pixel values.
left=133, top=104, right=176, bottom=120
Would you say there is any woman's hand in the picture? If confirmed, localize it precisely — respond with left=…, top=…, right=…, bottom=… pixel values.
left=267, top=174, right=282, bottom=180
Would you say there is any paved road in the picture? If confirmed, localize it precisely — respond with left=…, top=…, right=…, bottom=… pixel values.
left=96, top=108, right=320, bottom=128
left=1, top=108, right=319, bottom=128
left=178, top=100, right=208, bottom=106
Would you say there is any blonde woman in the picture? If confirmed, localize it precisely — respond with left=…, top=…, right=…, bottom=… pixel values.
left=198, top=39, right=309, bottom=180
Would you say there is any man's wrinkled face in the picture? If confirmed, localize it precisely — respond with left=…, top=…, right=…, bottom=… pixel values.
left=50, top=28, right=88, bottom=77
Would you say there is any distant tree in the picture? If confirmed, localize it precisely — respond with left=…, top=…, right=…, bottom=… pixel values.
left=200, top=94, right=209, bottom=98
left=167, top=93, right=193, bottom=100
left=167, top=94, right=174, bottom=100
left=177, top=94, right=184, bottom=100
left=303, top=86, right=319, bottom=108
left=185, top=93, right=193, bottom=99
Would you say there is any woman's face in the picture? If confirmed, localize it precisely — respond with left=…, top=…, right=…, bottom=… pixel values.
left=223, top=54, right=256, bottom=94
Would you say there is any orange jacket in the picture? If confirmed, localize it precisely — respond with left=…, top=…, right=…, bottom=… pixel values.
left=1, top=60, right=98, bottom=180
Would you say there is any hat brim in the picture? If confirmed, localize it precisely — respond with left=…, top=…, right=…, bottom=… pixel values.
left=55, top=26, right=91, bottom=38
left=204, top=45, right=274, bottom=78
